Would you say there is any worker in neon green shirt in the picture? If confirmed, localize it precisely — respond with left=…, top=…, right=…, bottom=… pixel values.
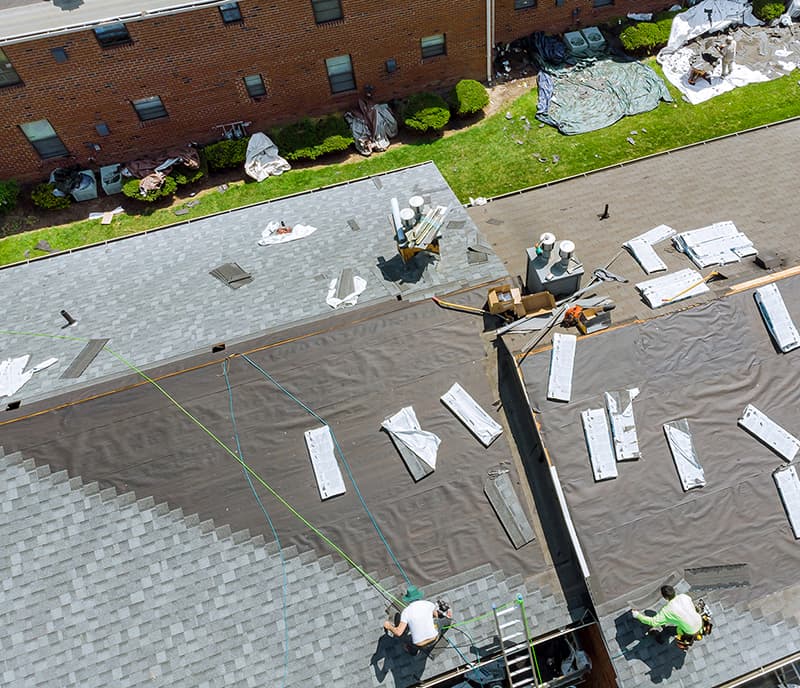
left=632, top=585, right=703, bottom=650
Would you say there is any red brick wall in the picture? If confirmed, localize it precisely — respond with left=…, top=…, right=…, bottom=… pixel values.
left=495, top=0, right=677, bottom=43
left=0, top=1, right=487, bottom=182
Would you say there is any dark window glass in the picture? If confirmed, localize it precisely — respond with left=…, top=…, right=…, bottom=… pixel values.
left=593, top=0, right=613, bottom=6
left=219, top=2, right=243, bottom=23
left=51, top=47, right=68, bottom=63
left=421, top=34, right=446, bottom=59
left=20, top=120, right=68, bottom=159
left=132, top=96, right=168, bottom=121
left=515, top=0, right=536, bottom=8
left=93, top=22, right=131, bottom=48
left=312, top=0, right=343, bottom=23
left=325, top=55, right=355, bottom=93
left=0, top=49, right=22, bottom=87
left=243, top=74, right=266, bottom=98
left=95, top=122, right=110, bottom=136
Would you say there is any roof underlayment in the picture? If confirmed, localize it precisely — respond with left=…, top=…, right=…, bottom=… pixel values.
left=518, top=273, right=800, bottom=687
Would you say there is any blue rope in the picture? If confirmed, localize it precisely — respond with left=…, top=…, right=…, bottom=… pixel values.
left=223, top=360, right=290, bottom=688
left=240, top=353, right=413, bottom=588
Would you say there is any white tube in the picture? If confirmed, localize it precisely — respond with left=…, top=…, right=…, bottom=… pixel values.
left=390, top=197, right=403, bottom=231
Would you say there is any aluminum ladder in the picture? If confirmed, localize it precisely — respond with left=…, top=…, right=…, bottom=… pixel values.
left=492, top=595, right=539, bottom=688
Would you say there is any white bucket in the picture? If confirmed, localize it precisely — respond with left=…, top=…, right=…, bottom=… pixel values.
left=400, top=207, right=416, bottom=230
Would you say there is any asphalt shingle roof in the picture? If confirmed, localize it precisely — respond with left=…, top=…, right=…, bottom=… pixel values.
left=0, top=448, right=571, bottom=688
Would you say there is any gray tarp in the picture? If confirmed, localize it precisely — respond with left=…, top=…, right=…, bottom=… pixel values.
left=244, top=132, right=290, bottom=182
left=519, top=275, right=800, bottom=610
left=536, top=58, right=674, bottom=135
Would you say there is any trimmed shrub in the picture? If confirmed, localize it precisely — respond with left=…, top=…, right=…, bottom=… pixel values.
left=271, top=114, right=353, bottom=161
left=620, top=10, right=680, bottom=53
left=203, top=138, right=249, bottom=171
left=449, top=79, right=490, bottom=117
left=31, top=183, right=72, bottom=210
left=121, top=175, right=178, bottom=203
left=752, top=0, right=784, bottom=21
left=0, top=179, right=20, bottom=213
left=401, top=92, right=451, bottom=133
left=172, top=162, right=205, bottom=186
left=620, top=21, right=664, bottom=53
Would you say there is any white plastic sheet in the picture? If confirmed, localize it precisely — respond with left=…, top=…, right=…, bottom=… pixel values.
left=381, top=406, right=441, bottom=471
left=258, top=221, right=317, bottom=246
left=0, top=355, right=58, bottom=398
left=326, top=275, right=367, bottom=309
left=244, top=133, right=290, bottom=182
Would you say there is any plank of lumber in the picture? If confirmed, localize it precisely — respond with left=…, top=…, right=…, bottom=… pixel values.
left=727, top=264, right=800, bottom=294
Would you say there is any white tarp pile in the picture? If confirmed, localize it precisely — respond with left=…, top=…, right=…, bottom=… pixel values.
left=244, top=133, right=290, bottom=181
left=258, top=221, right=317, bottom=246
left=344, top=100, right=398, bottom=156
left=0, top=355, right=58, bottom=398
left=657, top=0, right=800, bottom=104
left=672, top=220, right=756, bottom=268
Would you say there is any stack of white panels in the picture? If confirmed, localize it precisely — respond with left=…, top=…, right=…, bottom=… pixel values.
left=754, top=283, right=800, bottom=353
left=673, top=221, right=756, bottom=268
left=636, top=269, right=709, bottom=308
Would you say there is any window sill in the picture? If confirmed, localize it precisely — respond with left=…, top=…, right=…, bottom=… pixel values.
left=0, top=80, right=24, bottom=90
left=137, top=117, right=170, bottom=127
left=97, top=40, right=135, bottom=50
left=315, top=18, right=345, bottom=27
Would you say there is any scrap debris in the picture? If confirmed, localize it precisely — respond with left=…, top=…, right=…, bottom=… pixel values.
left=258, top=221, right=317, bottom=246
left=0, top=355, right=58, bottom=398
left=382, top=406, right=441, bottom=481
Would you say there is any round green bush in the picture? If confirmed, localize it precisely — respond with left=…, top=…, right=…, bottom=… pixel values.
left=401, top=92, right=451, bottom=133
left=203, top=138, right=249, bottom=171
left=121, top=175, right=178, bottom=202
left=752, top=0, right=784, bottom=21
left=30, top=183, right=72, bottom=210
left=449, top=79, right=489, bottom=117
left=620, top=22, right=663, bottom=53
left=0, top=179, right=20, bottom=213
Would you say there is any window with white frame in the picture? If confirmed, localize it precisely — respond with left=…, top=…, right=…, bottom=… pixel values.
left=19, top=119, right=68, bottom=159
left=219, top=2, right=243, bottom=23
left=132, top=96, right=168, bottom=121
left=93, top=22, right=131, bottom=48
left=421, top=34, right=446, bottom=59
left=515, top=0, right=536, bottom=8
left=243, top=74, right=266, bottom=98
left=0, top=49, right=22, bottom=87
left=593, top=0, right=613, bottom=6
left=311, top=0, right=343, bottom=23
left=325, top=55, right=355, bottom=93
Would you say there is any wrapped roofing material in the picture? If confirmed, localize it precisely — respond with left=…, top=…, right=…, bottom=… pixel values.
left=244, top=133, right=290, bottom=182
left=345, top=100, right=398, bottom=156
left=124, top=146, right=199, bottom=179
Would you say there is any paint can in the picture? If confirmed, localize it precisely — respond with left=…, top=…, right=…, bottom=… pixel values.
left=400, top=208, right=416, bottom=230
left=409, top=195, right=425, bottom=221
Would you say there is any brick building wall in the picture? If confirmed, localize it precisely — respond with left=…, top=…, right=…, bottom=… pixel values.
left=0, top=0, right=673, bottom=183
left=495, top=0, right=677, bottom=43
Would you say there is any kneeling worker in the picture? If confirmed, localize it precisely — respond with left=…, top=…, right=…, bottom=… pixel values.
left=383, top=599, right=453, bottom=654
left=632, top=584, right=703, bottom=650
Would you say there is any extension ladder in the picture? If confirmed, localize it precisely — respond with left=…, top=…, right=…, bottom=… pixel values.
left=492, top=595, right=539, bottom=688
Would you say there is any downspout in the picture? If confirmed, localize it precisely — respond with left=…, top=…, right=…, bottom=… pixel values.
left=486, top=0, right=495, bottom=83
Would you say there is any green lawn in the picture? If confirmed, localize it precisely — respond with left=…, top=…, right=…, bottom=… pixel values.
left=1, top=63, right=799, bottom=267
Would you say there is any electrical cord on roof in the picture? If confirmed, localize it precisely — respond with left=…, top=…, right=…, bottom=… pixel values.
left=223, top=359, right=289, bottom=688
left=240, top=353, right=414, bottom=590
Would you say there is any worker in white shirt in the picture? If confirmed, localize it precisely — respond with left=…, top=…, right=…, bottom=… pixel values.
left=383, top=599, right=453, bottom=655
left=632, top=585, right=704, bottom=650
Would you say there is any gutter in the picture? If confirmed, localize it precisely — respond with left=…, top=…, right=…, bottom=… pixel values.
left=485, top=0, right=494, bottom=83
left=0, top=0, right=230, bottom=47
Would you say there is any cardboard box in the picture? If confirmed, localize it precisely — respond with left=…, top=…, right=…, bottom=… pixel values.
left=521, top=291, right=556, bottom=317
left=488, top=285, right=524, bottom=316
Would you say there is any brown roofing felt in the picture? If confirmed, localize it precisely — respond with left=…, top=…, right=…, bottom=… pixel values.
left=0, top=290, right=563, bottom=596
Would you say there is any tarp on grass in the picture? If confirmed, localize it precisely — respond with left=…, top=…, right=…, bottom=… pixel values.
left=536, top=58, right=673, bottom=135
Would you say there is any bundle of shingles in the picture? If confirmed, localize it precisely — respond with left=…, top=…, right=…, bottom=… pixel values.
left=672, top=220, right=756, bottom=269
